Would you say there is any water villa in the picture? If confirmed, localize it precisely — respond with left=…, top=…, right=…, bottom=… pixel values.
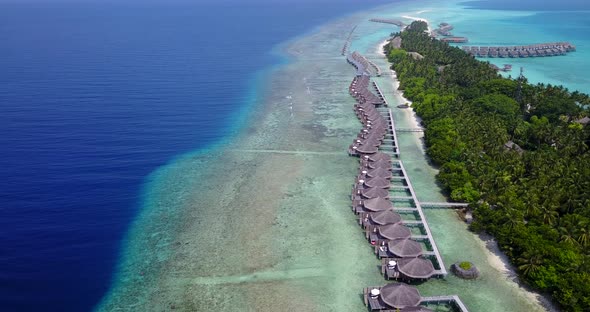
left=462, top=42, right=576, bottom=58
left=363, top=284, right=469, bottom=312
left=344, top=50, right=468, bottom=311
left=432, top=22, right=455, bottom=37
left=381, top=257, right=436, bottom=281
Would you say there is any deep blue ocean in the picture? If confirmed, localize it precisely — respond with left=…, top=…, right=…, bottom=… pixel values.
left=0, top=0, right=391, bottom=311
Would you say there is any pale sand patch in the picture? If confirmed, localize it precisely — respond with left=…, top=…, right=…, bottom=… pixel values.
left=401, top=15, right=433, bottom=33
left=477, top=233, right=559, bottom=312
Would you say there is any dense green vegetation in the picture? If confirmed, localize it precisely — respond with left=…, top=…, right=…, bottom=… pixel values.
left=386, top=21, right=590, bottom=311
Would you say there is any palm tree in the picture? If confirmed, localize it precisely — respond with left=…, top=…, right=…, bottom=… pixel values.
left=576, top=225, right=589, bottom=247
left=517, top=251, right=544, bottom=277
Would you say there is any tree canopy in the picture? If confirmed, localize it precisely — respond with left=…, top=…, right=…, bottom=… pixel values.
left=386, top=21, right=590, bottom=311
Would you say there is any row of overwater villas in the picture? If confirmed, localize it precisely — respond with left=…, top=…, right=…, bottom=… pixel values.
left=345, top=54, right=468, bottom=312
left=462, top=42, right=576, bottom=58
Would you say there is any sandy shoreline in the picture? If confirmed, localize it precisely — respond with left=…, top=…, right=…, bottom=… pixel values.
left=376, top=39, right=423, bottom=131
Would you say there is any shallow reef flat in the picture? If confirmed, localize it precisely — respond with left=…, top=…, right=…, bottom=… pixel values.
left=98, top=2, right=555, bottom=311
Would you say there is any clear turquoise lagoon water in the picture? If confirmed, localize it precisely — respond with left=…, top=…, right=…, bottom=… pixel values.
left=3, top=0, right=585, bottom=311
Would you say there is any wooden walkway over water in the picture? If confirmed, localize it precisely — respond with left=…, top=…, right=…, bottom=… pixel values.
left=421, top=295, right=469, bottom=312
left=342, top=25, right=358, bottom=56
left=396, top=128, right=424, bottom=133
left=421, top=202, right=469, bottom=208
left=395, top=161, right=448, bottom=276
left=369, top=18, right=405, bottom=27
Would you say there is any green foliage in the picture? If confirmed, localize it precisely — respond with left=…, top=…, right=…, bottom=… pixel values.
left=385, top=21, right=590, bottom=311
left=459, top=261, right=472, bottom=270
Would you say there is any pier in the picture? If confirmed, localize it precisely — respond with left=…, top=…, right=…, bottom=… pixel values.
left=342, top=25, right=358, bottom=56
left=462, top=42, right=576, bottom=58
left=372, top=81, right=387, bottom=105
left=369, top=18, right=405, bottom=27
left=421, top=295, right=469, bottom=312
left=396, top=128, right=424, bottom=132
left=421, top=202, right=469, bottom=208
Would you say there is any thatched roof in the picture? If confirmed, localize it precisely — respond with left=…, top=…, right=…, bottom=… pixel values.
left=370, top=210, right=402, bottom=225
left=368, top=159, right=392, bottom=169
left=397, top=257, right=435, bottom=279
left=380, top=283, right=421, bottom=309
left=360, top=187, right=390, bottom=199
left=358, top=138, right=382, bottom=147
left=388, top=238, right=423, bottom=258
left=378, top=224, right=411, bottom=240
left=366, top=152, right=391, bottom=162
left=356, top=144, right=379, bottom=154
left=364, top=197, right=394, bottom=211
left=364, top=176, right=391, bottom=188
left=367, top=167, right=393, bottom=179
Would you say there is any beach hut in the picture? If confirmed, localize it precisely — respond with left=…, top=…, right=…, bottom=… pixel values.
left=363, top=197, right=394, bottom=212
left=387, top=238, right=423, bottom=258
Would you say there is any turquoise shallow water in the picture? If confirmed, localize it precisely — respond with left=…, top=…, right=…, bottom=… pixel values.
left=98, top=0, right=587, bottom=311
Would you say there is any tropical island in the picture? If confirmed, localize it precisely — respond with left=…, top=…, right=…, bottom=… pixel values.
left=385, top=21, right=590, bottom=311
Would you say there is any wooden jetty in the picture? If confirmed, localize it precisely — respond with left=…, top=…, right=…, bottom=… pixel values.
left=372, top=82, right=388, bottom=105
left=396, top=128, right=424, bottom=132
left=369, top=18, right=405, bottom=27
left=421, top=202, right=469, bottom=208
left=397, top=161, right=447, bottom=276
left=341, top=25, right=357, bottom=56
left=462, top=42, right=576, bottom=58
left=421, top=295, right=470, bottom=312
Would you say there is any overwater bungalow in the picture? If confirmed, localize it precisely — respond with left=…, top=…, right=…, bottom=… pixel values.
left=360, top=210, right=402, bottom=231
left=381, top=257, right=436, bottom=281
left=361, top=167, right=394, bottom=179
left=367, top=223, right=412, bottom=245
left=363, top=283, right=423, bottom=311
left=363, top=152, right=391, bottom=162
left=375, top=238, right=423, bottom=258
left=355, top=186, right=390, bottom=200
left=361, top=159, right=393, bottom=170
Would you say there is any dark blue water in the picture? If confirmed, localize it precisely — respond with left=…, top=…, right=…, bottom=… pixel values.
left=0, top=0, right=392, bottom=311
left=462, top=0, right=589, bottom=10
